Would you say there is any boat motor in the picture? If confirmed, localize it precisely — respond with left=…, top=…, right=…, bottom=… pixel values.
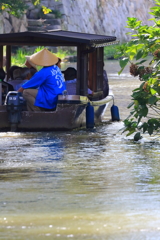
left=5, top=91, right=25, bottom=130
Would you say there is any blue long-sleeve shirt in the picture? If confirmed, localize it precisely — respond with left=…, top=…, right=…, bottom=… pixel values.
left=22, top=65, right=66, bottom=109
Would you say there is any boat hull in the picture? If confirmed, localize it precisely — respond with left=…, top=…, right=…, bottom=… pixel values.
left=0, top=95, right=113, bottom=131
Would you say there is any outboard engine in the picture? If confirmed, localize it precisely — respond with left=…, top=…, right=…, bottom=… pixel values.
left=5, top=91, right=25, bottom=131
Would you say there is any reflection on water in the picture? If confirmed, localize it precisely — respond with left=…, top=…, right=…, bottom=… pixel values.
left=0, top=60, right=160, bottom=240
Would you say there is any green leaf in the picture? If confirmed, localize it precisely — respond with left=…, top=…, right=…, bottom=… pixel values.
left=141, top=122, right=148, bottom=133
left=136, top=59, right=147, bottom=65
left=33, top=0, right=40, bottom=4
left=154, top=60, right=160, bottom=68
left=137, top=116, right=142, bottom=124
left=134, top=132, right=142, bottom=141
left=150, top=88, right=157, bottom=95
left=140, top=106, right=148, bottom=117
left=126, top=130, right=135, bottom=136
left=118, top=67, right=125, bottom=75
left=133, top=88, right=141, bottom=92
left=127, top=102, right=134, bottom=108
left=119, top=58, right=129, bottom=68
left=148, top=96, right=157, bottom=104
left=136, top=50, right=144, bottom=60
left=148, top=127, right=153, bottom=135
left=150, top=6, right=160, bottom=10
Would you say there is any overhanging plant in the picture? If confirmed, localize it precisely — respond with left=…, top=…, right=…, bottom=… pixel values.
left=115, top=0, right=160, bottom=141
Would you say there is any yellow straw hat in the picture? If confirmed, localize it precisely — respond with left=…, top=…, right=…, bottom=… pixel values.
left=29, top=48, right=59, bottom=66
left=25, top=56, right=37, bottom=70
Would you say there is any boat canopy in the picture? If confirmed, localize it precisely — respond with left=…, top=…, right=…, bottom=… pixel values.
left=0, top=30, right=117, bottom=95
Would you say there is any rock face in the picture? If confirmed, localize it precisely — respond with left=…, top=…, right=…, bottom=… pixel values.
left=59, top=0, right=155, bottom=41
left=0, top=0, right=155, bottom=42
left=0, top=11, right=28, bottom=33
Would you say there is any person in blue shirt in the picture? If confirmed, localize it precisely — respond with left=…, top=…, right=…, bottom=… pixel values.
left=18, top=49, right=66, bottom=111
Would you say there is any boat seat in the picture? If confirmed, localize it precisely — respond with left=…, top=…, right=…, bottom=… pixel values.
left=58, top=95, right=89, bottom=105
left=58, top=95, right=81, bottom=104
left=58, top=95, right=80, bottom=101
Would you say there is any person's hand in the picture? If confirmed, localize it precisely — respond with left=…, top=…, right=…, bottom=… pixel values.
left=17, top=87, right=24, bottom=93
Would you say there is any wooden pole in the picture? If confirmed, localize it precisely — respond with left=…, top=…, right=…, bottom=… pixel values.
left=0, top=46, right=3, bottom=69
left=6, top=46, right=11, bottom=81
left=79, top=44, right=88, bottom=96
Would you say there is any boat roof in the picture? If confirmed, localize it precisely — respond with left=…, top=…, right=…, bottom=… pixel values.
left=0, top=30, right=117, bottom=94
left=0, top=30, right=117, bottom=47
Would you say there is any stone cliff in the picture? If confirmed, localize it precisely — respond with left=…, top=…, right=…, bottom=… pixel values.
left=59, top=0, right=155, bottom=41
left=0, top=0, right=155, bottom=42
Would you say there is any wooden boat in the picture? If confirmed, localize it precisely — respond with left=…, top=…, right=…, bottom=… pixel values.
left=0, top=30, right=117, bottom=131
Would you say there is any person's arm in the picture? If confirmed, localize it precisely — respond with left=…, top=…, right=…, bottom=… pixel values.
left=22, top=68, right=47, bottom=89
left=88, top=88, right=94, bottom=95
left=17, top=87, right=24, bottom=93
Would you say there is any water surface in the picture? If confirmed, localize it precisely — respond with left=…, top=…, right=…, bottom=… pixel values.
left=0, top=60, right=160, bottom=240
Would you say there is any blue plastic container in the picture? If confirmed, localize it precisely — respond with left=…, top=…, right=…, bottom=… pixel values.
left=86, top=102, right=94, bottom=128
left=111, top=104, right=120, bottom=121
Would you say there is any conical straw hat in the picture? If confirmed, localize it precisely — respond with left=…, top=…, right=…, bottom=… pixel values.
left=29, top=48, right=59, bottom=66
left=25, top=56, right=37, bottom=70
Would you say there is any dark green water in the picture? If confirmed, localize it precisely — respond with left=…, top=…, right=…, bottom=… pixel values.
left=0, top=60, right=160, bottom=240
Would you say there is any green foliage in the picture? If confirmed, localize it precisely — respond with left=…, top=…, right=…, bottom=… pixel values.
left=12, top=48, right=27, bottom=66
left=32, top=0, right=40, bottom=5
left=52, top=10, right=62, bottom=19
left=41, top=6, right=52, bottom=15
left=56, top=47, right=70, bottom=59
left=0, top=0, right=28, bottom=17
left=11, top=47, right=70, bottom=70
left=104, top=44, right=120, bottom=59
left=117, top=0, right=160, bottom=140
left=0, top=0, right=54, bottom=18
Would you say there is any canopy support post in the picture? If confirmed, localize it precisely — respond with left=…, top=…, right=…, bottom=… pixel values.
left=0, top=46, right=3, bottom=69
left=6, top=45, right=11, bottom=80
